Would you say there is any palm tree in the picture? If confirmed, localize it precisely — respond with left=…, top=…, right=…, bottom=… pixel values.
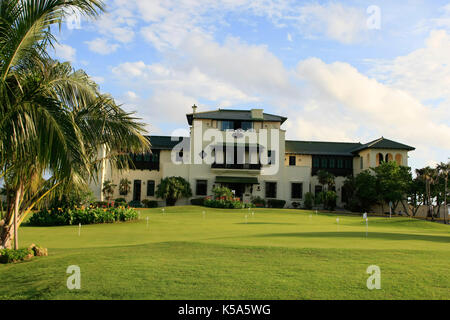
left=437, top=162, right=449, bottom=224
left=416, top=167, right=438, bottom=221
left=102, top=180, right=116, bottom=203
left=0, top=1, right=150, bottom=249
left=119, top=178, right=131, bottom=196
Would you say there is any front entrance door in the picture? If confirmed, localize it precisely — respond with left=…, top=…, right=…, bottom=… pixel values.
left=133, top=180, right=142, bottom=201
left=225, top=183, right=245, bottom=200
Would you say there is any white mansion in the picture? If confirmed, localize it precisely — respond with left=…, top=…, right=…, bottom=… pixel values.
left=90, top=107, right=415, bottom=208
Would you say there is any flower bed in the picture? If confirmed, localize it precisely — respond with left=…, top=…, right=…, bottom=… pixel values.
left=28, top=206, right=138, bottom=226
left=204, top=197, right=253, bottom=209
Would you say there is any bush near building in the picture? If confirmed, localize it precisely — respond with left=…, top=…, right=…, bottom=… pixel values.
left=267, top=199, right=286, bottom=208
left=190, top=198, right=205, bottom=206
left=142, top=199, right=158, bottom=208
left=251, top=196, right=266, bottom=208
left=28, top=206, right=138, bottom=226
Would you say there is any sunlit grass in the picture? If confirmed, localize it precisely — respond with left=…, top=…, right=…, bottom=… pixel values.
left=1, top=206, right=448, bottom=300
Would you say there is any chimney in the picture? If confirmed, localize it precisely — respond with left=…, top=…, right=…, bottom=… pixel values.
left=251, top=109, right=263, bottom=119
left=192, top=104, right=198, bottom=114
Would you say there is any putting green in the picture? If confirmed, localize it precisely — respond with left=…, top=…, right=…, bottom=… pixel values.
left=1, top=206, right=449, bottom=300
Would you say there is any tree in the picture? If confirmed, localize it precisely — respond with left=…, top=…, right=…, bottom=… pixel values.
left=372, top=162, right=412, bottom=215
left=155, top=177, right=192, bottom=206
left=102, top=180, right=116, bottom=203
left=119, top=178, right=131, bottom=196
left=304, top=192, right=314, bottom=210
left=0, top=1, right=150, bottom=249
left=317, top=170, right=335, bottom=190
left=407, top=176, right=425, bottom=217
left=342, top=170, right=378, bottom=213
left=416, top=167, right=438, bottom=220
left=323, top=191, right=337, bottom=211
left=436, top=162, right=449, bottom=224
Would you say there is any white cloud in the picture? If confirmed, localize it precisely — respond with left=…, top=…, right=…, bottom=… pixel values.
left=85, top=38, right=119, bottom=55
left=294, top=3, right=369, bottom=44
left=53, top=43, right=76, bottom=62
left=369, top=30, right=450, bottom=103
left=124, top=91, right=139, bottom=101
left=97, top=0, right=371, bottom=50
left=287, top=33, right=293, bottom=42
left=90, top=76, right=105, bottom=84
left=95, top=1, right=449, bottom=169
left=294, top=57, right=450, bottom=151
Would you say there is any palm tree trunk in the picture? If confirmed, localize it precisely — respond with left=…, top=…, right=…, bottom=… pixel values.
left=0, top=224, right=13, bottom=249
left=13, top=185, right=23, bottom=250
left=0, top=196, right=15, bottom=249
left=444, top=176, right=448, bottom=225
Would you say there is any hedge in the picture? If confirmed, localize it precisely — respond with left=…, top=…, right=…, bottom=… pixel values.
left=190, top=198, right=205, bottom=206
left=28, top=206, right=138, bottom=226
left=267, top=199, right=286, bottom=208
left=142, top=199, right=158, bottom=208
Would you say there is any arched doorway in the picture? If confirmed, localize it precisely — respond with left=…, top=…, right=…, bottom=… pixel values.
left=377, top=153, right=384, bottom=166
left=385, top=153, right=393, bottom=162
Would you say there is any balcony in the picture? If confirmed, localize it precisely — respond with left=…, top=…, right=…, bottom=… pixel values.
left=211, top=163, right=262, bottom=170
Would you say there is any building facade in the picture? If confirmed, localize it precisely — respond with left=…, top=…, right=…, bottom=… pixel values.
left=90, top=108, right=415, bottom=208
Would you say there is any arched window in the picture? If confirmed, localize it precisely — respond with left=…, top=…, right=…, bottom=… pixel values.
left=377, top=153, right=384, bottom=166
left=385, top=153, right=393, bottom=162
left=395, top=154, right=403, bottom=165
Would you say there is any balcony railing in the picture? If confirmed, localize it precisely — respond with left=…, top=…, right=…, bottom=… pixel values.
left=211, top=163, right=262, bottom=170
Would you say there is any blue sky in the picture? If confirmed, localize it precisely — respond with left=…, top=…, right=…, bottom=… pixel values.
left=52, top=0, right=450, bottom=171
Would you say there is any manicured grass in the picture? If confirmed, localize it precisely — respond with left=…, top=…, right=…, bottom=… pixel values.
left=0, top=206, right=449, bottom=300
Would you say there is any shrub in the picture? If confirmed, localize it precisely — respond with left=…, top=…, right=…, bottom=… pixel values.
left=142, top=199, right=158, bottom=208
left=324, top=191, right=337, bottom=211
left=29, top=208, right=71, bottom=226
left=156, top=177, right=192, bottom=206
left=28, top=206, right=138, bottom=226
left=204, top=197, right=245, bottom=209
left=190, top=198, right=205, bottom=206
left=212, top=186, right=234, bottom=199
left=267, top=199, right=286, bottom=208
left=93, top=201, right=108, bottom=208
left=315, top=192, right=325, bottom=205
left=128, top=200, right=143, bottom=208
left=119, top=178, right=131, bottom=196
left=251, top=196, right=266, bottom=208
left=114, top=198, right=128, bottom=208
left=304, top=192, right=314, bottom=210
left=0, top=248, right=33, bottom=264
left=45, top=187, right=95, bottom=211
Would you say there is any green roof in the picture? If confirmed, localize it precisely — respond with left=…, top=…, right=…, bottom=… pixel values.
left=147, top=136, right=189, bottom=150
left=215, top=176, right=259, bottom=184
left=148, top=136, right=415, bottom=155
left=285, top=140, right=362, bottom=156
left=187, top=109, right=287, bottom=125
left=351, top=137, right=415, bottom=152
left=286, top=137, right=415, bottom=156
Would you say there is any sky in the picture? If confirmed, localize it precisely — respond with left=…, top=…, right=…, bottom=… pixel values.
left=52, top=0, right=450, bottom=171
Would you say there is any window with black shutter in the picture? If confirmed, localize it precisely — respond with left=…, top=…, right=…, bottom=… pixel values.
left=196, top=180, right=207, bottom=196
left=147, top=180, right=155, bottom=196
left=265, top=182, right=277, bottom=198
left=289, top=156, right=296, bottom=166
left=291, top=183, right=303, bottom=199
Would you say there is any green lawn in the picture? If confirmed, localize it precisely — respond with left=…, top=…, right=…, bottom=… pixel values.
left=1, top=206, right=449, bottom=300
